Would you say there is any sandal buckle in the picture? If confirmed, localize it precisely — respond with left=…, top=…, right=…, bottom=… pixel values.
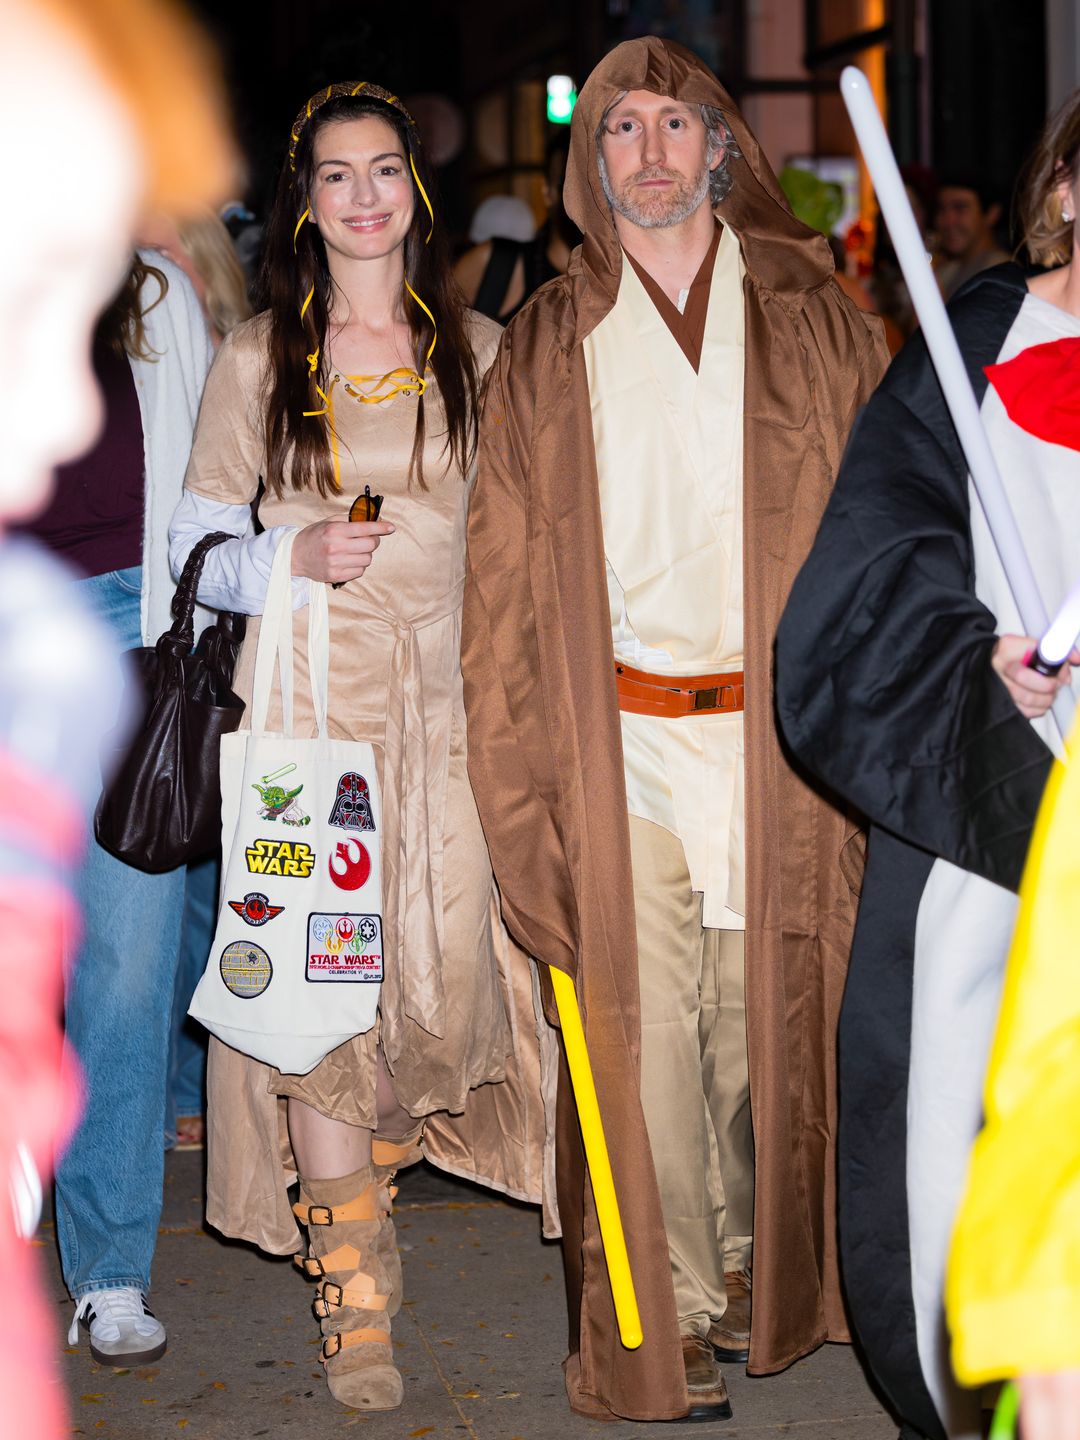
left=306, top=1204, right=334, bottom=1226
left=322, top=1333, right=343, bottom=1361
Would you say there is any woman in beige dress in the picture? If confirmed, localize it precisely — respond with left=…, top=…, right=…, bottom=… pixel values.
left=168, top=82, right=509, bottom=1412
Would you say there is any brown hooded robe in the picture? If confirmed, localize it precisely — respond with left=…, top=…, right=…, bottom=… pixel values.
left=462, top=37, right=889, bottom=1421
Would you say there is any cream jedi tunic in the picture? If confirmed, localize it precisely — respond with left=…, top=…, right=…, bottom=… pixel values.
left=584, top=225, right=746, bottom=928
left=181, top=314, right=517, bottom=1251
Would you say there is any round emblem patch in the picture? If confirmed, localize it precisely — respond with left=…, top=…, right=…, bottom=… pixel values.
left=219, top=940, right=273, bottom=998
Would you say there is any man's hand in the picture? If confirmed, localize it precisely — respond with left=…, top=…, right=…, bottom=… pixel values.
left=290, top=515, right=395, bottom=585
left=1019, top=1371, right=1080, bottom=1440
left=991, top=635, right=1079, bottom=719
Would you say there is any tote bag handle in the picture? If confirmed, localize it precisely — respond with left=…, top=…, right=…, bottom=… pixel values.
left=250, top=531, right=330, bottom=739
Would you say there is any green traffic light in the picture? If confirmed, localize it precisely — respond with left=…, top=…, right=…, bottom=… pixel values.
left=547, top=75, right=577, bottom=125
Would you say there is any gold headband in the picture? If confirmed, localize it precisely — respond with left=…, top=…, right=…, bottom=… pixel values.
left=289, top=81, right=416, bottom=172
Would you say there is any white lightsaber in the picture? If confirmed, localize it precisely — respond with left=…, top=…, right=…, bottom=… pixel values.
left=1031, top=580, right=1080, bottom=674
left=840, top=67, right=1075, bottom=739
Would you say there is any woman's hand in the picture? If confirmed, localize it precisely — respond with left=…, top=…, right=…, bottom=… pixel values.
left=992, top=635, right=1079, bottom=719
left=1019, top=1371, right=1080, bottom=1440
left=290, top=515, right=395, bottom=585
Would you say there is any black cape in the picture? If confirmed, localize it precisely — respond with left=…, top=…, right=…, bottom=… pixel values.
left=775, top=263, right=1054, bottom=1440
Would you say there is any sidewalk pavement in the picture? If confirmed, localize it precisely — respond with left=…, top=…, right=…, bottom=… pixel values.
left=47, top=1151, right=898, bottom=1439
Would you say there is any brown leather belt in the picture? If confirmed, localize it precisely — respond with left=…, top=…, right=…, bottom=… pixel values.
left=615, top=660, right=745, bottom=718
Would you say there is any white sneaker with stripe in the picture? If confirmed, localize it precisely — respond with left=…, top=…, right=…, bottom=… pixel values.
left=68, top=1287, right=167, bottom=1365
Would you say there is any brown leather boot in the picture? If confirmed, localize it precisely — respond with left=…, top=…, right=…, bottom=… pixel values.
left=707, top=1268, right=751, bottom=1364
left=681, top=1333, right=733, bottom=1421
left=371, top=1126, right=424, bottom=1317
left=294, top=1164, right=404, bottom=1410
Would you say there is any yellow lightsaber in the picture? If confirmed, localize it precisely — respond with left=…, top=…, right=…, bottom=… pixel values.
left=550, top=963, right=643, bottom=1349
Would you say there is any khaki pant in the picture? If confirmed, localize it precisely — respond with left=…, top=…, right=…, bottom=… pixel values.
left=630, top=815, right=754, bottom=1338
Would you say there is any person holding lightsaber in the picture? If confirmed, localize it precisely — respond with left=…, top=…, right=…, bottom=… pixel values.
left=463, top=34, right=888, bottom=1424
left=776, top=86, right=1080, bottom=1440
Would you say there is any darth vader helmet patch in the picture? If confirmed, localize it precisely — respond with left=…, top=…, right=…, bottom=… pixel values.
left=328, top=772, right=376, bottom=832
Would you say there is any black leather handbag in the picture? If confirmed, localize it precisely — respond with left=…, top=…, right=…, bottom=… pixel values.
left=94, top=532, right=246, bottom=872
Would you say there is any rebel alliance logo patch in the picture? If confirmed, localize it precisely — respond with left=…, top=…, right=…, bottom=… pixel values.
left=220, top=940, right=273, bottom=998
left=328, top=837, right=372, bottom=891
left=306, top=913, right=383, bottom=983
left=245, top=838, right=315, bottom=877
left=227, top=892, right=284, bottom=926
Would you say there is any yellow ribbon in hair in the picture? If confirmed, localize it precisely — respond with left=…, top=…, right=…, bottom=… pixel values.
left=303, top=370, right=333, bottom=418
left=302, top=348, right=331, bottom=417
left=293, top=207, right=311, bottom=251
left=405, top=279, right=437, bottom=367
left=409, top=152, right=434, bottom=244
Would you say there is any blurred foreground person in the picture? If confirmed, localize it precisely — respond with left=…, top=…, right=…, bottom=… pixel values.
left=463, top=35, right=887, bottom=1423
left=0, top=0, right=230, bottom=1430
left=776, top=90, right=1080, bottom=1440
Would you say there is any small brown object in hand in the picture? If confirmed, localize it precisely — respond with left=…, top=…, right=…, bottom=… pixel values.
left=349, top=486, right=384, bottom=523
left=332, top=487, right=386, bottom=588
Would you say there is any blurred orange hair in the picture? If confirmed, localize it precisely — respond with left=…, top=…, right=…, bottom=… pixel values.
left=35, top=0, right=235, bottom=215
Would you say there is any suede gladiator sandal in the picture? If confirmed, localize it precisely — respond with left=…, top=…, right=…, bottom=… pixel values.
left=371, top=1125, right=425, bottom=1316
left=293, top=1164, right=403, bottom=1410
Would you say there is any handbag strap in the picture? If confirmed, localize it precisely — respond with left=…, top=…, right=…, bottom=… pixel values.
left=250, top=532, right=330, bottom=738
left=168, top=531, right=235, bottom=649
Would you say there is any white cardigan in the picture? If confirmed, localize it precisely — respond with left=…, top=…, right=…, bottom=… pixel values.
left=130, top=249, right=214, bottom=643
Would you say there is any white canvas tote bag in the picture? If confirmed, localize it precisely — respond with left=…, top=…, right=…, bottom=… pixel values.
left=189, top=532, right=383, bottom=1073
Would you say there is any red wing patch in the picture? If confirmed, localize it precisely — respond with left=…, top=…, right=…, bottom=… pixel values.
left=227, top=892, right=285, bottom=926
left=985, top=336, right=1080, bottom=452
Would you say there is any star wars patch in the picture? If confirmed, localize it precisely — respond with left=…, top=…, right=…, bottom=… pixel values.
left=306, top=913, right=383, bottom=983
left=328, top=771, right=376, bottom=832
left=251, top=763, right=311, bottom=826
left=245, top=838, right=315, bottom=878
left=227, top=892, right=284, bottom=927
left=328, top=836, right=372, bottom=891
left=219, top=940, right=273, bottom=998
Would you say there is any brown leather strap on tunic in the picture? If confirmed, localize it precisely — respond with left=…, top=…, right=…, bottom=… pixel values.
left=615, top=660, right=745, bottom=718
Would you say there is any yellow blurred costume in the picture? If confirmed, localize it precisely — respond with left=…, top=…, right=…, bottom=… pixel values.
left=947, top=728, right=1080, bottom=1383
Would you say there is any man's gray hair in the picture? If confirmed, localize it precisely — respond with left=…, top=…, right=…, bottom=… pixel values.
left=702, top=105, right=739, bottom=205
left=595, top=100, right=741, bottom=206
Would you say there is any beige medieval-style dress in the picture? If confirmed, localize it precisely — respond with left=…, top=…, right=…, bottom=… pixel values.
left=183, top=312, right=549, bottom=1254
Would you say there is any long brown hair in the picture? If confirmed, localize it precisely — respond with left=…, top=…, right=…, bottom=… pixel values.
left=1016, top=89, right=1080, bottom=268
left=98, top=255, right=169, bottom=361
left=258, top=92, right=480, bottom=497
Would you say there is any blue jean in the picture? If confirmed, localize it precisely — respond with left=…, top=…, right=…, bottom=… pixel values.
left=54, top=568, right=216, bottom=1298
left=164, top=852, right=216, bottom=1145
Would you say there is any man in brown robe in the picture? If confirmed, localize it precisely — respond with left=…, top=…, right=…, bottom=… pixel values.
left=462, top=35, right=889, bottom=1423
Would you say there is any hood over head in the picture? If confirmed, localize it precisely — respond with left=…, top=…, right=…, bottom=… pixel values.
left=564, top=36, right=833, bottom=334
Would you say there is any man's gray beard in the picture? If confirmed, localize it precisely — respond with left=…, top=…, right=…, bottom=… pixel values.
left=598, top=154, right=711, bottom=229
